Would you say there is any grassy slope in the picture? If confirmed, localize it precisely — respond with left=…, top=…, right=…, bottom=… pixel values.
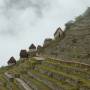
left=0, top=58, right=90, bottom=90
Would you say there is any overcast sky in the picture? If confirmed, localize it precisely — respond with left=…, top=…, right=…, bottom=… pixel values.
left=0, top=0, right=90, bottom=67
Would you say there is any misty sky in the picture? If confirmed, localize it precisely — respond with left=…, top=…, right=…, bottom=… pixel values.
left=0, top=0, right=90, bottom=66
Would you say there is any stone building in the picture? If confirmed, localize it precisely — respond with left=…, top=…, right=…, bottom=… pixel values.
left=54, top=27, right=64, bottom=39
left=20, top=50, right=28, bottom=59
left=8, top=57, right=16, bottom=66
left=28, top=44, right=37, bottom=58
left=43, top=38, right=52, bottom=47
left=37, top=45, right=42, bottom=55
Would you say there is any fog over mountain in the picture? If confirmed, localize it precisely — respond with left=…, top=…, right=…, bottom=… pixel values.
left=0, top=0, right=90, bottom=66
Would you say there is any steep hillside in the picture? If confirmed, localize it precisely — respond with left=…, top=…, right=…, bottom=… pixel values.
left=41, top=8, right=90, bottom=64
left=0, top=8, right=90, bottom=90
left=0, top=58, right=90, bottom=90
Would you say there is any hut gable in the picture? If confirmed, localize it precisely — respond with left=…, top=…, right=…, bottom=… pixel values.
left=8, top=57, right=16, bottom=66
left=54, top=27, right=64, bottom=39
left=28, top=44, right=36, bottom=57
left=29, top=44, right=36, bottom=52
left=29, top=44, right=36, bottom=49
left=20, top=49, right=28, bottom=59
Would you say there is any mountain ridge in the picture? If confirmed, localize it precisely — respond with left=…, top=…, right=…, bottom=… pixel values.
left=0, top=8, right=90, bottom=90
left=40, top=8, right=90, bottom=64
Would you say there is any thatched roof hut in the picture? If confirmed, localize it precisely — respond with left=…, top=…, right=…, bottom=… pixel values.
left=54, top=27, right=64, bottom=39
left=29, top=44, right=36, bottom=50
left=8, top=57, right=16, bottom=65
left=20, top=50, right=28, bottom=58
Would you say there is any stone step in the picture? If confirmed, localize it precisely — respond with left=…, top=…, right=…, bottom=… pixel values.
left=45, top=58, right=90, bottom=70
left=35, top=65, right=80, bottom=86
left=41, top=61, right=90, bottom=80
left=21, top=74, right=51, bottom=90
left=34, top=65, right=90, bottom=89
left=28, top=70, right=75, bottom=90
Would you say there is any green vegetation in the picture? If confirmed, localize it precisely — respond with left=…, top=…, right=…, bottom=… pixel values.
left=0, top=8, right=90, bottom=90
left=0, top=58, right=90, bottom=90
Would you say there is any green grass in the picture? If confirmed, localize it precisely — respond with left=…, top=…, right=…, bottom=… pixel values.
left=29, top=70, right=76, bottom=90
left=0, top=74, right=9, bottom=90
left=42, top=61, right=90, bottom=79
left=0, top=74, right=20, bottom=90
left=46, top=58, right=90, bottom=71
left=21, top=74, right=51, bottom=90
left=0, top=58, right=90, bottom=90
left=38, top=65, right=90, bottom=87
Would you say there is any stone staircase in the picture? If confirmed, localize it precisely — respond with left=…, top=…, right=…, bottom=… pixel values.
left=1, top=58, right=90, bottom=90
left=15, top=58, right=90, bottom=90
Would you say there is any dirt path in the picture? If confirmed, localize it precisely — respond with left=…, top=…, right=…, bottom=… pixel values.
left=33, top=57, right=45, bottom=61
left=16, top=78, right=32, bottom=90
left=5, top=72, right=32, bottom=90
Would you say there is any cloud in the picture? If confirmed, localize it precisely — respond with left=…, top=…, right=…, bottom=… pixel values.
left=0, top=0, right=90, bottom=66
left=0, top=0, right=89, bottom=37
left=3, top=0, right=50, bottom=17
left=0, top=0, right=51, bottom=36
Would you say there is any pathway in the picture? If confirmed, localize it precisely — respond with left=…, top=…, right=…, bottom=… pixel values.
left=16, top=78, right=32, bottom=90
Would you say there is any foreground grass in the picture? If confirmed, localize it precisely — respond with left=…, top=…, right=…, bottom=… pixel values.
left=0, top=58, right=90, bottom=90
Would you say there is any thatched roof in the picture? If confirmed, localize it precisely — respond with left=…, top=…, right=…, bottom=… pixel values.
left=8, top=57, right=16, bottom=64
left=29, top=44, right=36, bottom=49
left=20, top=50, right=28, bottom=58
left=54, top=27, right=63, bottom=36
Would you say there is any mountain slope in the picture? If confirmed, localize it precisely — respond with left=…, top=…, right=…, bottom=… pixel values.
left=0, top=8, right=90, bottom=90
left=0, top=58, right=90, bottom=90
left=41, top=8, right=90, bottom=64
